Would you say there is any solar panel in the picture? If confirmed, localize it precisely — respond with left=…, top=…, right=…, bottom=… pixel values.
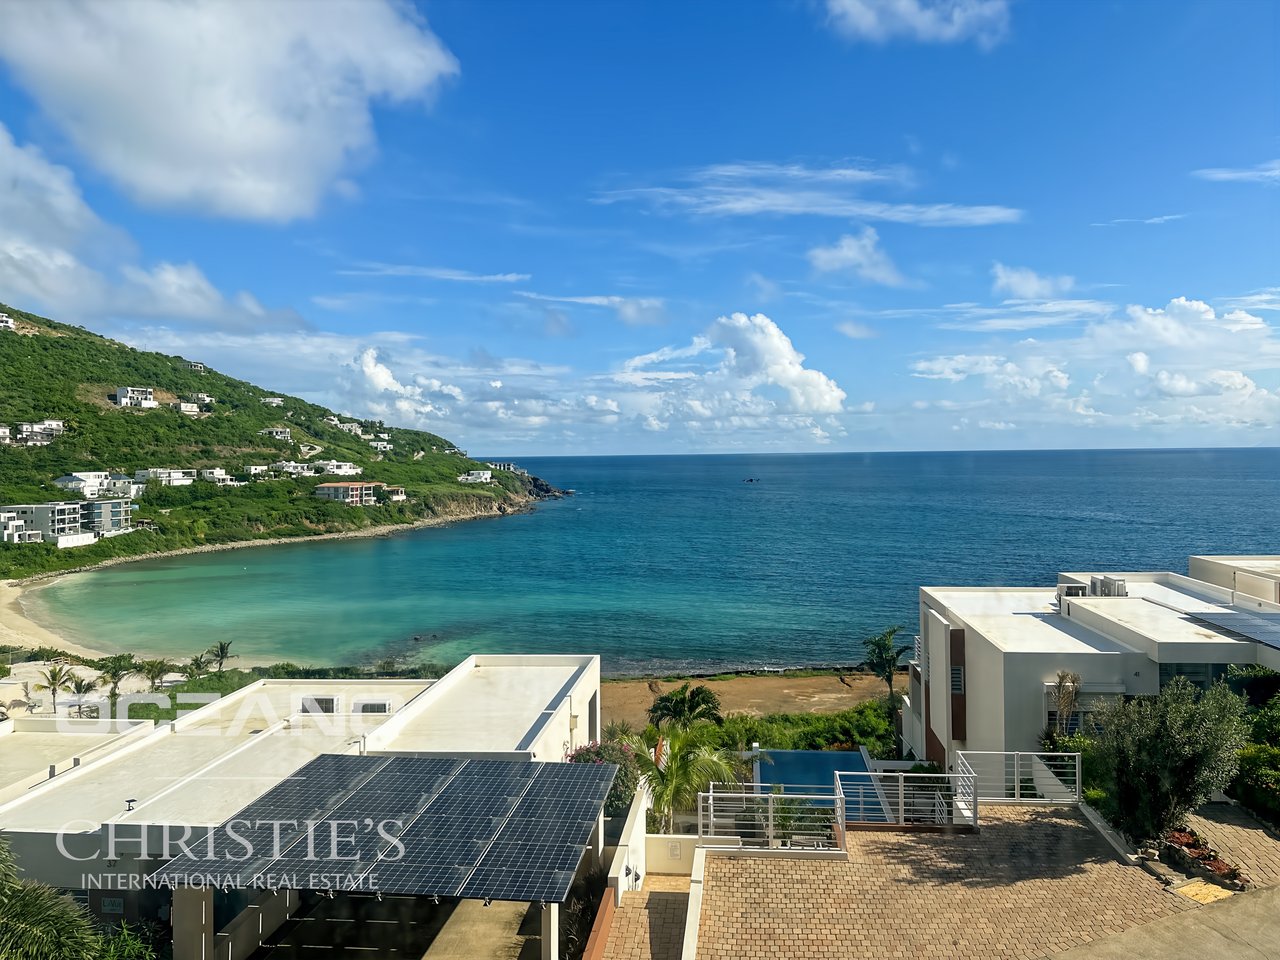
left=152, top=754, right=616, bottom=904
left=1187, top=610, right=1280, bottom=651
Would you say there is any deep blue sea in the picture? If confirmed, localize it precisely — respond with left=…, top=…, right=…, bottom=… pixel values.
left=25, top=449, right=1280, bottom=675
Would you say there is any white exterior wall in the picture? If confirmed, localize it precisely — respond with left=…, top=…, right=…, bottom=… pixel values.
left=962, top=628, right=1006, bottom=754
left=924, top=607, right=951, bottom=761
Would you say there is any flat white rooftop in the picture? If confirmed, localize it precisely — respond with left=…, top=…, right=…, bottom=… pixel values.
left=0, top=655, right=598, bottom=836
left=923, top=587, right=1139, bottom=655
left=0, top=719, right=150, bottom=802
left=380, top=656, right=594, bottom=755
left=1192, top=555, right=1280, bottom=579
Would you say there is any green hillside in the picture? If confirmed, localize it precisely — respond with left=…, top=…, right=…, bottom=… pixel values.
left=0, top=302, right=556, bottom=578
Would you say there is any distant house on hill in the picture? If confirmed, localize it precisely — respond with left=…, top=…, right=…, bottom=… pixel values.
left=181, top=360, right=205, bottom=373
left=0, top=314, right=15, bottom=332
left=259, top=427, right=292, bottom=441
left=16, top=420, right=65, bottom=445
left=377, top=484, right=407, bottom=502
left=261, top=397, right=284, bottom=407
left=458, top=470, right=493, bottom=484
left=170, top=401, right=199, bottom=416
left=194, top=393, right=215, bottom=405
left=115, top=386, right=158, bottom=409
left=369, top=440, right=393, bottom=452
left=136, top=468, right=196, bottom=487
left=271, top=460, right=308, bottom=475
left=199, top=469, right=240, bottom=487
left=0, top=426, right=9, bottom=444
left=314, top=482, right=379, bottom=506
left=311, top=460, right=362, bottom=476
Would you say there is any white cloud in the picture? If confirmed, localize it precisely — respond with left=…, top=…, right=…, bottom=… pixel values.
left=598, top=160, right=1021, bottom=227
left=837, top=321, right=877, bottom=339
left=1090, top=214, right=1185, bottom=227
left=978, top=420, right=1016, bottom=430
left=1193, top=159, right=1280, bottom=184
left=340, top=263, right=530, bottom=283
left=1220, top=288, right=1280, bottom=313
left=518, top=292, right=665, bottom=326
left=991, top=262, right=1075, bottom=299
left=1126, top=351, right=1150, bottom=375
left=0, top=0, right=458, bottom=221
left=807, top=228, right=905, bottom=286
left=824, top=0, right=1010, bottom=48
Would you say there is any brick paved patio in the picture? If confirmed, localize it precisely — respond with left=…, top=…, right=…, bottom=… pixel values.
left=1187, top=802, right=1280, bottom=888
left=696, top=806, right=1196, bottom=960
left=602, top=875, right=690, bottom=960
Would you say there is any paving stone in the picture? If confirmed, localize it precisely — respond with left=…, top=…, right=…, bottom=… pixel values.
left=1186, top=803, right=1280, bottom=889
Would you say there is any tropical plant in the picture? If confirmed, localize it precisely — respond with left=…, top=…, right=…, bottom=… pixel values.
left=1251, top=693, right=1280, bottom=747
left=625, top=723, right=737, bottom=832
left=68, top=675, right=100, bottom=718
left=1051, top=670, right=1083, bottom=737
left=0, top=835, right=102, bottom=960
left=99, top=921, right=157, bottom=960
left=1094, top=677, right=1248, bottom=842
left=208, top=640, right=237, bottom=674
left=182, top=653, right=209, bottom=682
left=97, top=654, right=137, bottom=716
left=861, top=626, right=911, bottom=703
left=602, top=719, right=634, bottom=742
left=33, top=663, right=75, bottom=715
left=566, top=740, right=642, bottom=817
left=139, top=660, right=173, bottom=692
left=647, top=682, right=723, bottom=728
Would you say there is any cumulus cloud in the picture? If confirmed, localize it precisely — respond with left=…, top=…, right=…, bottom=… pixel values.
left=0, top=120, right=301, bottom=330
left=991, top=262, right=1075, bottom=299
left=0, top=0, right=458, bottom=221
left=807, top=228, right=905, bottom=286
left=824, top=0, right=1011, bottom=48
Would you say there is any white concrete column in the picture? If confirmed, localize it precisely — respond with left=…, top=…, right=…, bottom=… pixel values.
left=171, top=887, right=214, bottom=960
left=589, top=810, right=606, bottom=871
left=540, top=902, right=559, bottom=960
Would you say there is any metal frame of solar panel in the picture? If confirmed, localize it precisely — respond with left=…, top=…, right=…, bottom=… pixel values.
left=1187, top=610, right=1280, bottom=651
left=152, top=754, right=616, bottom=904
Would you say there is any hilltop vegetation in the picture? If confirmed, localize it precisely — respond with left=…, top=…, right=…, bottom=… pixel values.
left=0, top=302, right=555, bottom=578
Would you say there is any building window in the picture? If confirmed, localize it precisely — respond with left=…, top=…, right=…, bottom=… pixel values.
left=355, top=701, right=389, bottom=714
left=950, top=666, right=965, bottom=695
left=1157, top=663, right=1226, bottom=691
left=1046, top=710, right=1088, bottom=736
left=300, top=696, right=337, bottom=714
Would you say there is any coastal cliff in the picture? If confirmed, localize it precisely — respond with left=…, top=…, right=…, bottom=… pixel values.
left=0, top=301, right=564, bottom=580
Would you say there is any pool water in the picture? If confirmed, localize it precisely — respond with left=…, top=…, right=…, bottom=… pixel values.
left=755, top=748, right=870, bottom=790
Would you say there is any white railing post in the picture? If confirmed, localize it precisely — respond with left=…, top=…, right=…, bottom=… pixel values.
left=1074, top=752, right=1081, bottom=801
left=766, top=793, right=775, bottom=848
left=897, top=775, right=905, bottom=825
left=1014, top=752, right=1022, bottom=801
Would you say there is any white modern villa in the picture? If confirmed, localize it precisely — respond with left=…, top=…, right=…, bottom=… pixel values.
left=0, top=655, right=603, bottom=960
left=904, top=555, right=1280, bottom=767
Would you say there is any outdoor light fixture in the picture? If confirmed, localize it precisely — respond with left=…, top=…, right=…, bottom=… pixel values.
left=539, top=900, right=547, bottom=911
left=327, top=891, right=336, bottom=900
left=432, top=895, right=440, bottom=905
left=624, top=866, right=632, bottom=878
left=483, top=898, right=492, bottom=907
left=125, top=798, right=137, bottom=811
left=375, top=891, right=383, bottom=902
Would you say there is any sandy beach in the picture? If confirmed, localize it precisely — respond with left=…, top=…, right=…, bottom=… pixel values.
left=601, top=672, right=887, bottom=729
left=0, top=579, right=110, bottom=660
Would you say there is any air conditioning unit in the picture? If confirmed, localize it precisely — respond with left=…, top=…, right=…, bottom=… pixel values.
left=1101, top=576, right=1128, bottom=597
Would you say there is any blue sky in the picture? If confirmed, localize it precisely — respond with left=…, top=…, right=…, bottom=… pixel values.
left=0, top=0, right=1277, bottom=455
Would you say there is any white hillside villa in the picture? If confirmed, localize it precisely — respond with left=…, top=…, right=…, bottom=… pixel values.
left=0, top=313, right=14, bottom=331
left=260, top=397, right=284, bottom=407
left=115, top=386, right=158, bottom=409
left=135, top=468, right=196, bottom=487
left=259, top=427, right=291, bottom=441
left=458, top=470, right=493, bottom=484
left=310, top=459, right=362, bottom=476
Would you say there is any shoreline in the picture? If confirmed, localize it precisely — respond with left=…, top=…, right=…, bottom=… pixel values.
left=2, top=499, right=541, bottom=662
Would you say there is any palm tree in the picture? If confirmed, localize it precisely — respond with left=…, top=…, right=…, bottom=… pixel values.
left=647, top=682, right=723, bottom=729
left=626, top=723, right=736, bottom=832
left=1051, top=670, right=1083, bottom=738
left=0, top=835, right=101, bottom=960
left=862, top=626, right=912, bottom=703
left=33, top=664, right=74, bottom=715
left=182, top=653, right=209, bottom=681
left=139, top=660, right=173, bottom=692
left=97, top=654, right=137, bottom=718
left=208, top=640, right=237, bottom=674
left=68, top=675, right=100, bottom=719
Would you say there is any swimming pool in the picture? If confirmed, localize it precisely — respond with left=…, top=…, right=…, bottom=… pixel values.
left=755, top=748, right=870, bottom=790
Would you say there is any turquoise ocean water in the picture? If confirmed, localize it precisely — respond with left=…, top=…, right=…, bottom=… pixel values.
left=24, top=449, right=1280, bottom=675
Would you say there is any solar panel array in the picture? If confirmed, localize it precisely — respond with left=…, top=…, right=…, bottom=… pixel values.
left=1187, top=610, right=1280, bottom=651
left=152, top=755, right=616, bottom=904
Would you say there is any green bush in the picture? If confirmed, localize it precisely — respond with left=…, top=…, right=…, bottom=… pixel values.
left=712, top=700, right=895, bottom=758
left=1251, top=694, right=1280, bottom=747
left=1231, top=744, right=1280, bottom=825
left=567, top=740, right=642, bottom=818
